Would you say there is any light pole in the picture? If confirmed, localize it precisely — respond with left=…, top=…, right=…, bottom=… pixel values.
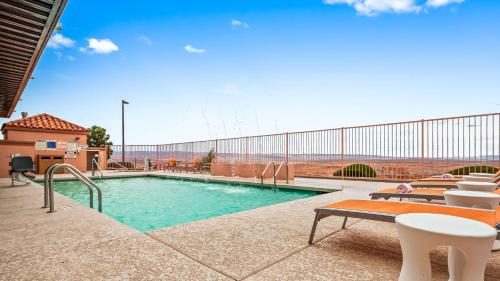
left=121, top=100, right=129, bottom=164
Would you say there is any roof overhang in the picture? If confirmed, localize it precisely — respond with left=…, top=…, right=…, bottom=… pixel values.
left=0, top=0, right=68, bottom=118
left=2, top=125, right=89, bottom=135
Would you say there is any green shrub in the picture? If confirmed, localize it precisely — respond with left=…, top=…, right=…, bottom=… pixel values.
left=202, top=148, right=216, bottom=164
left=108, top=161, right=134, bottom=169
left=333, top=164, right=377, bottom=178
left=447, top=165, right=498, bottom=176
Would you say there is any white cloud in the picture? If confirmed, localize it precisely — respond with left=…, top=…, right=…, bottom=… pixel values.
left=324, top=0, right=464, bottom=15
left=231, top=19, right=250, bottom=29
left=138, top=35, right=153, bottom=45
left=67, top=55, right=75, bottom=61
left=184, top=45, right=206, bottom=53
left=47, top=33, right=75, bottom=48
left=80, top=38, right=119, bottom=54
left=426, top=0, right=463, bottom=7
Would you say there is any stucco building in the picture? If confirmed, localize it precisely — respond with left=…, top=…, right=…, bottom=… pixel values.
left=0, top=113, right=106, bottom=177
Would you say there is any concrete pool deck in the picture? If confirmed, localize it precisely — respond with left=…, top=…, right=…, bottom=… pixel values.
left=1, top=172, right=499, bottom=280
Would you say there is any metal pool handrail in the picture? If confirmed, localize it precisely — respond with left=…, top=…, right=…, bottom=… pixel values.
left=43, top=163, right=102, bottom=213
left=108, top=158, right=128, bottom=171
left=261, top=161, right=276, bottom=187
left=274, top=161, right=288, bottom=186
left=91, top=157, right=103, bottom=178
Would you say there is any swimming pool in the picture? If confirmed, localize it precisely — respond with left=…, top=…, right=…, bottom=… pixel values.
left=53, top=176, right=317, bottom=232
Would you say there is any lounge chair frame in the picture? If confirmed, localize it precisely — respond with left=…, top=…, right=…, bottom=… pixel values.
left=370, top=191, right=445, bottom=201
left=308, top=206, right=500, bottom=244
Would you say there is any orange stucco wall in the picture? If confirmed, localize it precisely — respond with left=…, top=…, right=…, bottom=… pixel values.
left=87, top=148, right=108, bottom=171
left=209, top=162, right=295, bottom=181
left=6, top=130, right=88, bottom=144
left=1, top=129, right=90, bottom=177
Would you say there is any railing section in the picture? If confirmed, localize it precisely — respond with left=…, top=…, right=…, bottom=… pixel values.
left=108, top=113, right=500, bottom=180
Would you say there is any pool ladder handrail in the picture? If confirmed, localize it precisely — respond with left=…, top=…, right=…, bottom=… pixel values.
left=43, top=163, right=102, bottom=213
left=274, top=161, right=289, bottom=186
left=107, top=158, right=128, bottom=171
left=91, top=157, right=103, bottom=179
left=261, top=161, right=276, bottom=188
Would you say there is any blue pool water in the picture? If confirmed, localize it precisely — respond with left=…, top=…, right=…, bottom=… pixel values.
left=52, top=176, right=317, bottom=232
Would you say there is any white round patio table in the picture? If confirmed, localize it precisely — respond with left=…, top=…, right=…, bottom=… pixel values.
left=444, top=190, right=500, bottom=210
left=396, top=213, right=496, bottom=281
left=457, top=181, right=497, bottom=192
left=444, top=190, right=500, bottom=252
left=470, top=173, right=495, bottom=178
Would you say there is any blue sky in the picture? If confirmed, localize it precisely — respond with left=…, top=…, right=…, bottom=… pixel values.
left=3, top=0, right=500, bottom=144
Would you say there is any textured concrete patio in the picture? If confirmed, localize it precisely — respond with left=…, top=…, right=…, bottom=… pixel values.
left=0, top=178, right=229, bottom=281
left=1, top=173, right=499, bottom=280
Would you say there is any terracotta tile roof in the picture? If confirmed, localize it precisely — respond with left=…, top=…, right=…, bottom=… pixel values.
left=1, top=113, right=88, bottom=133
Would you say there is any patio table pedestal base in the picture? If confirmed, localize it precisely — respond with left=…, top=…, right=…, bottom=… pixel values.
left=396, top=213, right=496, bottom=281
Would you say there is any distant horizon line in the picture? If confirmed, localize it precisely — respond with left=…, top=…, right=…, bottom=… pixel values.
left=111, top=112, right=500, bottom=145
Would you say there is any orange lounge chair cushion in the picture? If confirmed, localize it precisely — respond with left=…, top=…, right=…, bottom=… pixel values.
left=376, top=188, right=448, bottom=196
left=420, top=170, right=500, bottom=181
left=410, top=181, right=457, bottom=187
left=420, top=176, right=463, bottom=181
left=322, top=199, right=498, bottom=227
left=375, top=188, right=500, bottom=195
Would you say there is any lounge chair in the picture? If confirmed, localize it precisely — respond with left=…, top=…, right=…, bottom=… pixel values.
left=308, top=199, right=500, bottom=244
left=418, top=170, right=499, bottom=182
left=165, top=158, right=181, bottom=172
left=419, top=176, right=463, bottom=182
left=371, top=176, right=500, bottom=200
left=371, top=187, right=500, bottom=201
left=409, top=180, right=462, bottom=189
left=409, top=174, right=500, bottom=189
left=191, top=158, right=202, bottom=173
left=9, top=156, right=36, bottom=186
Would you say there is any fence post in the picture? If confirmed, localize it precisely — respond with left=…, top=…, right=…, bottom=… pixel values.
left=215, top=139, right=218, bottom=162
left=341, top=127, right=344, bottom=180
left=105, top=145, right=110, bottom=170
left=122, top=145, right=126, bottom=164
left=420, top=119, right=425, bottom=179
left=245, top=136, right=249, bottom=163
left=156, top=145, right=159, bottom=169
left=191, top=142, right=194, bottom=164
left=498, top=113, right=500, bottom=169
left=285, top=132, right=289, bottom=183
